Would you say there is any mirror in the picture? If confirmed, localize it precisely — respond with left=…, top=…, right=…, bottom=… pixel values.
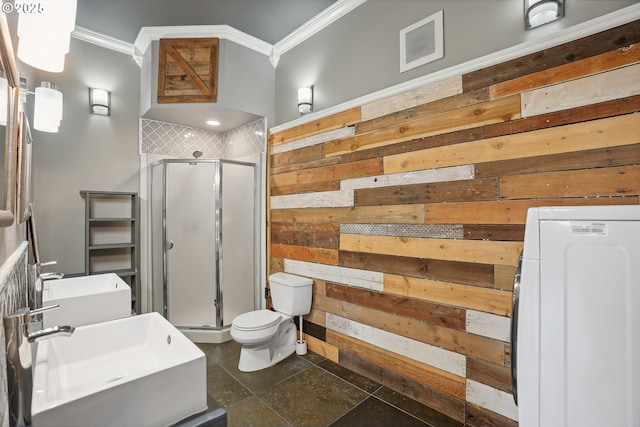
left=16, top=111, right=32, bottom=223
left=0, top=12, right=19, bottom=227
left=0, top=107, right=4, bottom=217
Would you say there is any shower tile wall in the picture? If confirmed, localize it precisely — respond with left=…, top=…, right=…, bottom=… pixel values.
left=140, top=118, right=266, bottom=159
left=224, top=120, right=267, bottom=160
left=0, top=242, right=29, bottom=427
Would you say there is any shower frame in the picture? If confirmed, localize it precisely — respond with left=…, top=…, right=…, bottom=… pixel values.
left=150, top=158, right=261, bottom=331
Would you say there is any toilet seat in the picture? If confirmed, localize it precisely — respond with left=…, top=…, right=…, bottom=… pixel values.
left=231, top=310, right=288, bottom=345
left=232, top=309, right=282, bottom=331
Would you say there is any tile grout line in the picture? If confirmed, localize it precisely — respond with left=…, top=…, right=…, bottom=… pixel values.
left=369, top=393, right=433, bottom=427
left=201, top=344, right=455, bottom=427
left=239, top=358, right=315, bottom=427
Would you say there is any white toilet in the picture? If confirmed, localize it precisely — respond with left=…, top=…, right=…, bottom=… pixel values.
left=230, top=272, right=313, bottom=372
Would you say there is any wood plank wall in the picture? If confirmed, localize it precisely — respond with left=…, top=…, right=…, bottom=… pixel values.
left=268, top=21, right=640, bottom=426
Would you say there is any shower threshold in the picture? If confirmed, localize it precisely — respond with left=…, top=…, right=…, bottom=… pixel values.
left=178, top=325, right=232, bottom=344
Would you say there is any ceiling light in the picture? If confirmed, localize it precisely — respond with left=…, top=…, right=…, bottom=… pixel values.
left=206, top=120, right=220, bottom=126
left=525, top=0, right=564, bottom=30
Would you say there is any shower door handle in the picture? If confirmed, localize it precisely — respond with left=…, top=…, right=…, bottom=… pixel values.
left=167, top=240, right=174, bottom=250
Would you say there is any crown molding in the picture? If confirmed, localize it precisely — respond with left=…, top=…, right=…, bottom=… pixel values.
left=76, top=0, right=367, bottom=67
left=72, top=26, right=135, bottom=56
left=270, top=0, right=368, bottom=66
left=133, top=24, right=273, bottom=66
left=270, top=2, right=640, bottom=134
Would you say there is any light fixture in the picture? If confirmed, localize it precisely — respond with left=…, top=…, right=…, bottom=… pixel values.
left=525, top=0, right=564, bottom=30
left=89, top=88, right=111, bottom=116
left=206, top=119, right=220, bottom=126
left=34, top=82, right=63, bottom=133
left=17, top=0, right=77, bottom=72
left=298, top=87, right=313, bottom=115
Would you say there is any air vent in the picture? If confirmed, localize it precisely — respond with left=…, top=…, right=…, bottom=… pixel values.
left=400, top=10, right=444, bottom=73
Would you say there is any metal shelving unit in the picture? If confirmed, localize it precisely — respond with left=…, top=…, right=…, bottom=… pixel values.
left=80, top=190, right=139, bottom=312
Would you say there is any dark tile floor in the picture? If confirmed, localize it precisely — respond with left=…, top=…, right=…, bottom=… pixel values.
left=197, top=341, right=463, bottom=427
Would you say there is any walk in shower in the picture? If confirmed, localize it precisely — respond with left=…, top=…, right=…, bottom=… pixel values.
left=150, top=158, right=260, bottom=342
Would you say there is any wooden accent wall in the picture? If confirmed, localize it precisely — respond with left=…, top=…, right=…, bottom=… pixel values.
left=269, top=21, right=640, bottom=426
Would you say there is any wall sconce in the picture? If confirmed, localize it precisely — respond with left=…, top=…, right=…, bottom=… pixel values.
left=525, top=0, right=564, bottom=30
left=17, top=0, right=77, bottom=72
left=33, top=82, right=63, bottom=133
left=89, top=88, right=111, bottom=116
left=298, top=87, right=313, bottom=115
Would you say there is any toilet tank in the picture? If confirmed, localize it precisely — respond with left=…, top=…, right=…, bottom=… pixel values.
left=269, top=272, right=313, bottom=316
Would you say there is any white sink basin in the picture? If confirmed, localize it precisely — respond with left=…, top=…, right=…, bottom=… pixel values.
left=42, top=273, right=131, bottom=328
left=32, top=312, right=207, bottom=427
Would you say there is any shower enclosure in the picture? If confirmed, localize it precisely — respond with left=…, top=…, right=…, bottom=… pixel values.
left=150, top=159, right=260, bottom=341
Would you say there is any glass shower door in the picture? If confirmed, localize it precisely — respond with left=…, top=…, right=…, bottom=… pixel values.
left=165, top=161, right=217, bottom=327
left=220, top=161, right=257, bottom=326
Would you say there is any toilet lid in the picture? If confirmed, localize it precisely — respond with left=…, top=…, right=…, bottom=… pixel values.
left=233, top=309, right=282, bottom=331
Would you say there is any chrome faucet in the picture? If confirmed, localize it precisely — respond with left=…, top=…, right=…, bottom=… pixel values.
left=27, top=261, right=64, bottom=331
left=27, top=325, right=74, bottom=342
left=38, top=272, right=64, bottom=281
left=4, top=305, right=75, bottom=427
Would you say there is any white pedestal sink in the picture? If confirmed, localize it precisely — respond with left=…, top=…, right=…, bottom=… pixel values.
left=31, top=312, right=207, bottom=427
left=42, top=273, right=131, bottom=328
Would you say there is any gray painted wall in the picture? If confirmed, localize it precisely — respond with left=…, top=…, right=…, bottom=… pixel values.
left=274, top=0, right=640, bottom=124
left=141, top=39, right=275, bottom=130
left=31, top=38, right=140, bottom=275
left=218, top=40, right=275, bottom=124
